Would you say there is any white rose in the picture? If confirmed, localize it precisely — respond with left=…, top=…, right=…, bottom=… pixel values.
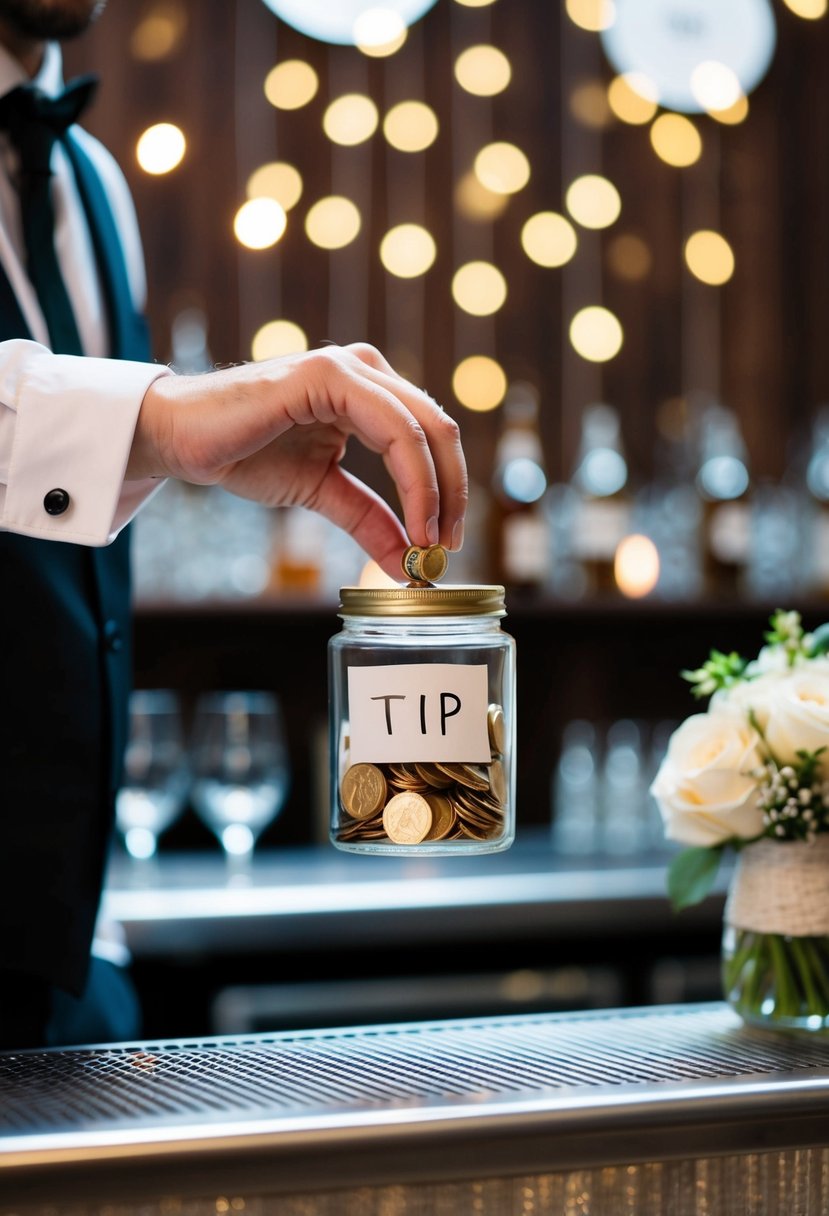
left=712, top=670, right=788, bottom=731
left=650, top=711, right=764, bottom=846
left=745, top=644, right=791, bottom=678
left=763, top=667, right=829, bottom=765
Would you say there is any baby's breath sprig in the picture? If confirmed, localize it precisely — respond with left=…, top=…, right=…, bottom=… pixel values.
left=754, top=747, right=829, bottom=844
left=765, top=609, right=813, bottom=666
left=681, top=649, right=747, bottom=699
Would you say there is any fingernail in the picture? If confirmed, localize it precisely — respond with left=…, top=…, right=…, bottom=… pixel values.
left=451, top=519, right=465, bottom=551
left=426, top=516, right=439, bottom=546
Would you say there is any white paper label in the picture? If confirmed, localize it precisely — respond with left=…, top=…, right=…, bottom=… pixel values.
left=348, top=663, right=490, bottom=764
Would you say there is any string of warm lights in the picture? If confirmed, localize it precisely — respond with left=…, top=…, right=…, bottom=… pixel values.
left=128, top=0, right=821, bottom=409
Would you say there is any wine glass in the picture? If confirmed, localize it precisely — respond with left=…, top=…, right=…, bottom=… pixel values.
left=190, top=691, right=290, bottom=870
left=116, top=690, right=189, bottom=863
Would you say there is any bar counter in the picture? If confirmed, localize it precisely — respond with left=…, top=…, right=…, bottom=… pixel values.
left=101, top=831, right=725, bottom=958
left=2, top=1004, right=829, bottom=1214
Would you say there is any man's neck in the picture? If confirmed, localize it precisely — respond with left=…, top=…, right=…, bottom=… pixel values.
left=0, top=22, right=43, bottom=78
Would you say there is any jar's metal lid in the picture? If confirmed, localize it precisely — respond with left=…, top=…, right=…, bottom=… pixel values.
left=339, top=584, right=506, bottom=618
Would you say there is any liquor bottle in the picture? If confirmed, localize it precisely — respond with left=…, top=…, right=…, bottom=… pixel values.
left=695, top=405, right=751, bottom=597
left=489, top=382, right=550, bottom=590
left=805, top=406, right=829, bottom=598
left=271, top=506, right=324, bottom=594
left=570, top=403, right=631, bottom=594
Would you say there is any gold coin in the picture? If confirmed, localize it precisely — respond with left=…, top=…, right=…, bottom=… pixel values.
left=423, top=793, right=455, bottom=841
left=341, top=763, right=387, bottom=819
left=414, top=763, right=454, bottom=789
left=489, top=759, right=507, bottom=806
left=383, top=791, right=433, bottom=843
left=401, top=544, right=448, bottom=583
left=386, top=763, right=429, bottom=791
left=487, top=704, right=506, bottom=754
left=420, top=545, right=448, bottom=582
left=436, top=762, right=490, bottom=791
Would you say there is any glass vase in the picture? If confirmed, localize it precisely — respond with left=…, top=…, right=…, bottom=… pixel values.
left=722, top=836, right=829, bottom=1033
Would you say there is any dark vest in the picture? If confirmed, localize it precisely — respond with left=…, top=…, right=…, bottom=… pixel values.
left=0, top=131, right=152, bottom=994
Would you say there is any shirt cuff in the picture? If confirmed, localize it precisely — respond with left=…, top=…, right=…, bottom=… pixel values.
left=0, top=340, right=173, bottom=546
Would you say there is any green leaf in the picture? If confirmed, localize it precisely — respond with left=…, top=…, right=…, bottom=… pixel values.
left=809, top=623, right=829, bottom=656
left=667, top=846, right=724, bottom=912
left=681, top=650, right=747, bottom=699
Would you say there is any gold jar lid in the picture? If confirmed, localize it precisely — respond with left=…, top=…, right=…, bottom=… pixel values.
left=339, top=584, right=506, bottom=618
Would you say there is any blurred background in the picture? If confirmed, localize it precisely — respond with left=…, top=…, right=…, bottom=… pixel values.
left=67, top=0, right=829, bottom=608
left=67, top=0, right=829, bottom=1037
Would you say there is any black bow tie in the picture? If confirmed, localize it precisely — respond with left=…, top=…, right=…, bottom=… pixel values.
left=0, top=74, right=98, bottom=174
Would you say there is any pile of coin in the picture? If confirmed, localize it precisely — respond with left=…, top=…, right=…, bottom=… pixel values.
left=335, top=703, right=507, bottom=846
left=401, top=544, right=448, bottom=584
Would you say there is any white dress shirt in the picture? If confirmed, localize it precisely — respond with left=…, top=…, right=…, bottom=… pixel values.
left=0, top=41, right=169, bottom=546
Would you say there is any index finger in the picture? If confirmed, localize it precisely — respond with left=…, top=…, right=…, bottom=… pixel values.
left=345, top=344, right=469, bottom=552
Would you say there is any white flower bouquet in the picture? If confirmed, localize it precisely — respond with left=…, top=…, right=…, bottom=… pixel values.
left=651, top=611, right=829, bottom=1030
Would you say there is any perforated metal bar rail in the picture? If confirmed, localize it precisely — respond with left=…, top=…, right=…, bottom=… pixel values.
left=2, top=1004, right=829, bottom=1205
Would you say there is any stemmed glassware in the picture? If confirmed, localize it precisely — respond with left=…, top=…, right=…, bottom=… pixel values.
left=190, top=691, right=290, bottom=870
left=116, top=690, right=189, bottom=863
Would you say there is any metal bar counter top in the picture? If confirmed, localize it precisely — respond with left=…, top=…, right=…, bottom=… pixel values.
left=2, top=1004, right=829, bottom=1214
left=101, top=831, right=725, bottom=958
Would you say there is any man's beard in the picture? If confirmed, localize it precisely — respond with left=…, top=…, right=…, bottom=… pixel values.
left=0, top=0, right=106, bottom=41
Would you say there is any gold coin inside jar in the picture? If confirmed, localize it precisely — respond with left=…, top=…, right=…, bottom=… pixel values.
left=489, top=758, right=507, bottom=807
left=487, top=704, right=506, bottom=754
left=340, top=763, right=387, bottom=819
left=423, top=793, right=454, bottom=840
left=383, top=791, right=433, bottom=843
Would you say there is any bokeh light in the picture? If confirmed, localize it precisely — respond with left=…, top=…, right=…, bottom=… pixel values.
left=383, top=101, right=439, bottom=152
left=452, top=355, right=507, bottom=412
left=264, top=60, right=319, bottom=110
left=606, top=233, right=652, bottom=281
left=130, top=2, right=186, bottom=61
left=565, top=0, right=616, bottom=31
left=233, top=197, right=287, bottom=250
left=569, top=80, right=613, bottom=129
left=323, top=94, right=379, bottom=146
left=354, top=8, right=407, bottom=55
left=569, top=306, right=623, bottom=362
left=305, top=196, right=362, bottom=249
left=474, top=142, right=530, bottom=195
left=690, top=61, right=742, bottom=112
left=252, top=320, right=309, bottom=361
left=259, top=0, right=439, bottom=44
left=454, top=0, right=497, bottom=6
left=454, top=45, right=511, bottom=96
left=454, top=171, right=509, bottom=221
left=565, top=174, right=621, bottom=229
left=650, top=113, right=702, bottom=167
left=684, top=230, right=735, bottom=285
left=136, top=123, right=186, bottom=174
left=380, top=224, right=437, bottom=277
left=614, top=534, right=660, bottom=598
left=607, top=73, right=658, bottom=124
left=708, top=94, right=749, bottom=125
left=246, top=162, right=303, bottom=211
left=521, top=212, right=578, bottom=267
left=452, top=261, right=507, bottom=315
left=782, top=0, right=827, bottom=16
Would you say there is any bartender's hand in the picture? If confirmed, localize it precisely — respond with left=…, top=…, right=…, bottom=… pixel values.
left=129, top=343, right=467, bottom=578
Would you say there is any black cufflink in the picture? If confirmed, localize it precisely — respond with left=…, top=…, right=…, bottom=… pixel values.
left=43, top=488, right=70, bottom=515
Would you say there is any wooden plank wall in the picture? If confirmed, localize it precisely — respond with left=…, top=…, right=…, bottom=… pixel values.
left=65, top=0, right=829, bottom=496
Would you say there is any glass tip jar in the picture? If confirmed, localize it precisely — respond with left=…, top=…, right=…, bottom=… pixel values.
left=329, top=582, right=515, bottom=855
